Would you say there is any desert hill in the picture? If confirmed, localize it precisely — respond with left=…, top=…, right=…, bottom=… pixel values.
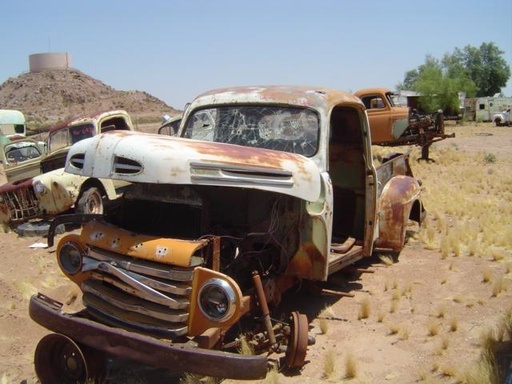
left=0, top=68, right=180, bottom=132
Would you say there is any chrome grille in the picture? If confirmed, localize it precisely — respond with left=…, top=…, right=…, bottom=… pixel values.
left=82, top=245, right=195, bottom=337
left=2, top=186, right=40, bottom=222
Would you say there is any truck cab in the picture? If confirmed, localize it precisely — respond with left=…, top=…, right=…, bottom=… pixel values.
left=41, top=110, right=133, bottom=173
left=30, top=86, right=425, bottom=382
left=355, top=87, right=454, bottom=160
left=0, top=109, right=26, bottom=142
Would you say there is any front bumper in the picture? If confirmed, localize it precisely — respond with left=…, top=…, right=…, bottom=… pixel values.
left=29, top=293, right=268, bottom=380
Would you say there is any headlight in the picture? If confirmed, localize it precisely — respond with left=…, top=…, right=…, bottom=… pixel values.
left=198, top=278, right=236, bottom=322
left=33, top=180, right=47, bottom=195
left=58, top=242, right=83, bottom=275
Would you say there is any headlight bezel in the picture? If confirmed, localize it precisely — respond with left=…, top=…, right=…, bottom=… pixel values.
left=198, top=278, right=237, bottom=322
left=58, top=241, right=83, bottom=275
left=33, top=180, right=47, bottom=195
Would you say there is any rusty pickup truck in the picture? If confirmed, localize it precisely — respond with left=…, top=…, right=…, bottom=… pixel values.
left=355, top=87, right=454, bottom=160
left=30, top=86, right=425, bottom=382
left=0, top=110, right=133, bottom=230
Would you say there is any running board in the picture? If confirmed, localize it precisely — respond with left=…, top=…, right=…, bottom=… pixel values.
left=328, top=245, right=364, bottom=275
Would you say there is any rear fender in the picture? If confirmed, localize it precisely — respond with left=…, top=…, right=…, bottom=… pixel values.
left=375, top=175, right=422, bottom=251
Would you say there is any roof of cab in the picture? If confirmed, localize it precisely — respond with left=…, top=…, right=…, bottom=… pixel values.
left=188, top=85, right=364, bottom=112
left=354, top=87, right=393, bottom=97
left=0, top=110, right=25, bottom=124
left=48, top=109, right=130, bottom=134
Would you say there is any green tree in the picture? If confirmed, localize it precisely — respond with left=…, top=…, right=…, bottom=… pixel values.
left=453, top=42, right=511, bottom=96
left=397, top=42, right=510, bottom=111
left=397, top=55, right=470, bottom=114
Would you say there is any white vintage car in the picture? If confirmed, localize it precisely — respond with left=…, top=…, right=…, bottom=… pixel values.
left=492, top=107, right=511, bottom=126
left=32, top=168, right=129, bottom=216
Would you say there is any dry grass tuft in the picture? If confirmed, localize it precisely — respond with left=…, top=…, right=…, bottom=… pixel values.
left=379, top=254, right=394, bottom=266
left=358, top=297, right=371, bottom=320
left=440, top=236, right=451, bottom=259
left=265, top=365, right=280, bottom=384
left=344, top=352, right=358, bottom=379
left=440, top=335, right=450, bottom=351
left=402, top=283, right=413, bottom=299
left=13, top=280, right=38, bottom=300
left=503, top=307, right=512, bottom=339
left=462, top=340, right=500, bottom=384
left=318, top=305, right=336, bottom=334
left=436, top=305, right=446, bottom=319
left=1, top=373, right=12, bottom=384
left=449, top=317, right=459, bottom=332
left=323, top=348, right=336, bottom=379
left=389, top=299, right=399, bottom=314
left=399, top=325, right=410, bottom=340
left=482, top=266, right=492, bottom=283
left=417, top=369, right=428, bottom=382
left=318, top=317, right=329, bottom=335
left=388, top=323, right=400, bottom=335
left=439, top=364, right=458, bottom=378
left=238, top=335, right=255, bottom=356
left=491, top=275, right=506, bottom=297
left=427, top=321, right=441, bottom=337
left=490, top=248, right=505, bottom=262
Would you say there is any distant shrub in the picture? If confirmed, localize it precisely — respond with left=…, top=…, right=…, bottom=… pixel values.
left=483, top=153, right=497, bottom=164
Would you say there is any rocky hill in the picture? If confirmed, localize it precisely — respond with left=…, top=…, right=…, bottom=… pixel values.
left=0, top=69, right=180, bottom=133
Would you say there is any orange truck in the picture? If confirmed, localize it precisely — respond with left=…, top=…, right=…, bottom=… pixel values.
left=355, top=88, right=454, bottom=160
left=30, top=85, right=426, bottom=382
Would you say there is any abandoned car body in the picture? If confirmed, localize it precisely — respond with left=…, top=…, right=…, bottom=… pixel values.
left=30, top=86, right=425, bottom=382
left=0, top=138, right=45, bottom=184
left=354, top=87, right=455, bottom=160
left=0, top=110, right=133, bottom=228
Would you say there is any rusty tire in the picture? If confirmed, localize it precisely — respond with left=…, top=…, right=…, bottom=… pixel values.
left=284, top=311, right=308, bottom=369
left=76, top=187, right=105, bottom=215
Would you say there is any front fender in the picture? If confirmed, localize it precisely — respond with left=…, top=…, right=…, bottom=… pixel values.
left=375, top=175, right=422, bottom=252
left=34, top=169, right=86, bottom=215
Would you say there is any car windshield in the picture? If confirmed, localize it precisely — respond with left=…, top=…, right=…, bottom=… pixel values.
left=48, top=123, right=95, bottom=153
left=183, top=105, right=319, bottom=157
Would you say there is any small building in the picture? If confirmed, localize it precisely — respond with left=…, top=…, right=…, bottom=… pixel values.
left=464, top=96, right=512, bottom=122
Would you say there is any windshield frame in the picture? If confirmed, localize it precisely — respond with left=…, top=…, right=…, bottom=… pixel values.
left=182, top=104, right=320, bottom=157
left=47, top=123, right=95, bottom=153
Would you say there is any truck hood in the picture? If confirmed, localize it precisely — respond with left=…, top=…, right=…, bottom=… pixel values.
left=66, top=131, right=321, bottom=202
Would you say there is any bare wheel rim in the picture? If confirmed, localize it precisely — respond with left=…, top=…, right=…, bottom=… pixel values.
left=86, top=191, right=102, bottom=214
left=34, top=333, right=88, bottom=384
left=284, top=311, right=309, bottom=369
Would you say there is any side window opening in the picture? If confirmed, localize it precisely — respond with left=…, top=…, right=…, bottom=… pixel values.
left=101, top=117, right=130, bottom=132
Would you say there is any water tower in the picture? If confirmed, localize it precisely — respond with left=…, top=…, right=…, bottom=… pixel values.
left=29, top=52, right=72, bottom=72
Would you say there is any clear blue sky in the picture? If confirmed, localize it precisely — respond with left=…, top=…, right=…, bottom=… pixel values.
left=2, top=0, right=511, bottom=111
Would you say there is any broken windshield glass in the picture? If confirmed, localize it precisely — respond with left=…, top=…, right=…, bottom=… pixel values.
left=184, top=105, right=319, bottom=157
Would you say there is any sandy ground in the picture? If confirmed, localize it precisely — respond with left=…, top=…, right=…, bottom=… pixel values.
left=0, top=122, right=511, bottom=384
